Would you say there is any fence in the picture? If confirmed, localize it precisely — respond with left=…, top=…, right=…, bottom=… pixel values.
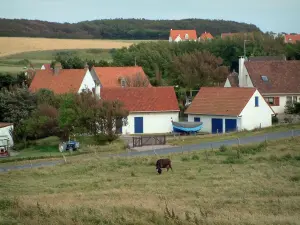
left=132, top=135, right=166, bottom=147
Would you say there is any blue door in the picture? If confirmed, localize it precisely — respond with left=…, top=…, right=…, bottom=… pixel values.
left=134, top=117, right=143, bottom=133
left=194, top=117, right=201, bottom=122
left=212, top=118, right=223, bottom=134
left=225, top=119, right=237, bottom=133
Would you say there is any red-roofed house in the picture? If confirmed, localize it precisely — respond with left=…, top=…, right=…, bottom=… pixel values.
left=199, top=31, right=214, bottom=41
left=29, top=63, right=98, bottom=96
left=101, top=87, right=179, bottom=134
left=169, top=29, right=198, bottom=42
left=284, top=34, right=300, bottom=44
left=185, top=87, right=274, bottom=133
left=91, top=66, right=151, bottom=89
left=225, top=57, right=300, bottom=114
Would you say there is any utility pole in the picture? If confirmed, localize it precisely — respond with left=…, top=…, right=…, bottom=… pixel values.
left=244, top=40, right=250, bottom=57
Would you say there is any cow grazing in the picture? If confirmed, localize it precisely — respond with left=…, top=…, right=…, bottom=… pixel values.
left=156, top=158, right=172, bottom=174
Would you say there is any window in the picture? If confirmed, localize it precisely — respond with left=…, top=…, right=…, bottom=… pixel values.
left=194, top=117, right=201, bottom=122
left=185, top=34, right=189, bottom=39
left=265, top=97, right=274, bottom=105
left=293, top=96, right=297, bottom=103
left=286, top=96, right=292, bottom=105
left=261, top=75, right=268, bottom=82
left=121, top=78, right=126, bottom=88
left=255, top=96, right=259, bottom=107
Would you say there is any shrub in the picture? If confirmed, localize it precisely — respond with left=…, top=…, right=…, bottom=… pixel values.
left=181, top=156, right=190, bottom=161
left=191, top=154, right=200, bottom=160
left=272, top=116, right=279, bottom=124
left=219, top=145, right=228, bottom=152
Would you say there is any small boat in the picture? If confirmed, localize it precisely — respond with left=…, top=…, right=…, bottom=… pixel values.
left=171, top=121, right=203, bottom=134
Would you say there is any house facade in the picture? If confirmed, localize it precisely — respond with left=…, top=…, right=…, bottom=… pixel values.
left=198, top=31, right=214, bottom=41
left=101, top=87, right=179, bottom=134
left=185, top=87, right=274, bottom=133
left=0, top=123, right=14, bottom=147
left=29, top=63, right=97, bottom=95
left=169, top=29, right=197, bottom=42
left=284, top=34, right=300, bottom=44
left=224, top=57, right=300, bottom=114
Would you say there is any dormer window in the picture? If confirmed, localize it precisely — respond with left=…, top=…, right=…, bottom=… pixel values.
left=121, top=78, right=126, bottom=88
left=261, top=75, right=268, bottom=82
left=185, top=34, right=189, bottom=39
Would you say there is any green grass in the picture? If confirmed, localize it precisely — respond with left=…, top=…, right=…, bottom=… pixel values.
left=168, top=123, right=300, bottom=146
left=0, top=49, right=114, bottom=73
left=0, top=137, right=300, bottom=224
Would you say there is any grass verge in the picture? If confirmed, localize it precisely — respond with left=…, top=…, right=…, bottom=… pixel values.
left=0, top=137, right=300, bottom=224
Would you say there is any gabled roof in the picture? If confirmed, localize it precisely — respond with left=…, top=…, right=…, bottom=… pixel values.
left=244, top=60, right=300, bottom=94
left=185, top=87, right=257, bottom=116
left=101, top=87, right=179, bottom=112
left=284, top=34, right=300, bottom=44
left=200, top=31, right=214, bottom=40
left=93, top=66, right=151, bottom=88
left=169, top=29, right=197, bottom=40
left=249, top=56, right=286, bottom=61
left=29, top=69, right=87, bottom=94
left=0, top=123, right=13, bottom=128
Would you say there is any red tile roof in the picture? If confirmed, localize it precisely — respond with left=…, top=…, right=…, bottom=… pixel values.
left=101, top=87, right=179, bottom=112
left=0, top=123, right=13, bottom=128
left=29, top=69, right=88, bottom=94
left=244, top=60, right=300, bottom=94
left=185, top=87, right=257, bottom=116
left=169, top=29, right=197, bottom=41
left=284, top=34, right=300, bottom=44
left=200, top=31, right=214, bottom=40
left=93, top=66, right=151, bottom=88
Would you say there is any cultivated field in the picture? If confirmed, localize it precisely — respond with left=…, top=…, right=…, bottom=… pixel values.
left=0, top=37, right=137, bottom=57
left=1, top=137, right=300, bottom=225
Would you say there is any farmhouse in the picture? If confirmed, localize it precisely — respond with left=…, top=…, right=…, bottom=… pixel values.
left=101, top=87, right=179, bottom=134
left=169, top=29, right=197, bottom=42
left=199, top=31, right=214, bottom=41
left=91, top=66, right=151, bottom=88
left=224, top=57, right=300, bottom=114
left=185, top=87, right=274, bottom=134
left=0, top=123, right=14, bottom=147
left=284, top=34, right=300, bottom=44
left=29, top=63, right=97, bottom=95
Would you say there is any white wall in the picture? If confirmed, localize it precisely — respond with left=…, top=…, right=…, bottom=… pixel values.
left=174, top=36, right=182, bottom=42
left=238, top=58, right=254, bottom=88
left=263, top=95, right=300, bottom=114
left=240, top=90, right=273, bottom=130
left=224, top=78, right=231, bottom=87
left=0, top=125, right=14, bottom=147
left=78, top=70, right=96, bottom=93
left=122, top=112, right=179, bottom=134
left=187, top=114, right=241, bottom=133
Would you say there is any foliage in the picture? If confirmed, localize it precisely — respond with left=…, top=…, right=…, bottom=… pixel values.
left=285, top=102, right=300, bottom=114
left=124, top=73, right=151, bottom=87
left=272, top=115, right=279, bottom=124
left=0, top=18, right=261, bottom=39
left=0, top=72, right=27, bottom=90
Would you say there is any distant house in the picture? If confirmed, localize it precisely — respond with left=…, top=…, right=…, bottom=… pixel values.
left=198, top=31, right=214, bottom=41
left=91, top=66, right=151, bottom=89
left=284, top=34, right=300, bottom=44
left=224, top=57, right=300, bottom=114
left=0, top=123, right=14, bottom=147
left=185, top=87, right=274, bottom=133
left=29, top=63, right=98, bottom=95
left=101, top=87, right=179, bottom=134
left=41, top=64, right=52, bottom=70
left=169, top=29, right=197, bottom=42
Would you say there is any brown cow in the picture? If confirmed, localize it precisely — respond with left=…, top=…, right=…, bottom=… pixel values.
left=156, top=158, right=172, bottom=174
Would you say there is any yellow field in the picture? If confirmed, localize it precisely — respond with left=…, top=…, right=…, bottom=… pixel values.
left=0, top=37, right=135, bottom=57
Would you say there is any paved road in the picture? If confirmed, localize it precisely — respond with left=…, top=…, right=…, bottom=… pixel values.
left=1, top=129, right=299, bottom=173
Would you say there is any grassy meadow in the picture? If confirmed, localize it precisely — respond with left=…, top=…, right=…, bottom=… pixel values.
left=0, top=37, right=153, bottom=73
left=1, top=136, right=300, bottom=225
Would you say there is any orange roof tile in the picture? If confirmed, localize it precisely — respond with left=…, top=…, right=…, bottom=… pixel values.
left=284, top=34, right=300, bottom=44
left=169, top=29, right=197, bottom=41
left=29, top=69, right=87, bottom=94
left=93, top=66, right=151, bottom=88
left=101, top=87, right=179, bottom=112
left=200, top=31, right=214, bottom=40
left=185, top=87, right=257, bottom=116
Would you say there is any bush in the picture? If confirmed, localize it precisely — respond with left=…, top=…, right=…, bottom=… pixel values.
left=191, top=154, right=200, bottom=160
left=272, top=116, right=279, bottom=124
left=219, top=145, right=228, bottom=152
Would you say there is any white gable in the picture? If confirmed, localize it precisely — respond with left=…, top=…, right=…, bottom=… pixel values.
left=78, top=70, right=96, bottom=94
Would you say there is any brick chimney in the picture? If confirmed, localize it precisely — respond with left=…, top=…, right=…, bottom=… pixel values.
left=54, top=62, right=62, bottom=75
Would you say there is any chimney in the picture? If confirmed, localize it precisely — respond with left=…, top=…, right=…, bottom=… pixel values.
left=54, top=62, right=62, bottom=75
left=84, top=62, right=89, bottom=70
left=238, top=57, right=245, bottom=87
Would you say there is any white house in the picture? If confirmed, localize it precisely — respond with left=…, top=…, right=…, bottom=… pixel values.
left=29, top=63, right=98, bottom=96
left=101, top=87, right=180, bottom=134
left=169, top=29, right=197, bottom=42
left=0, top=123, right=14, bottom=147
left=185, top=87, right=274, bottom=134
left=224, top=57, right=300, bottom=114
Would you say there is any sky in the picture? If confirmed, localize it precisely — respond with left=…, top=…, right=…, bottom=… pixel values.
left=1, top=0, right=299, bottom=34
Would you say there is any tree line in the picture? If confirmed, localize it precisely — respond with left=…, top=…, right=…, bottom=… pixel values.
left=0, top=18, right=261, bottom=40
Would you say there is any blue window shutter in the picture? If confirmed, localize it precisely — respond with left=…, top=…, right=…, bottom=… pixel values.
left=255, top=96, right=259, bottom=107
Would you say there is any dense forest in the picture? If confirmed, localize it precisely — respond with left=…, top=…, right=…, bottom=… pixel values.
left=0, top=18, right=261, bottom=39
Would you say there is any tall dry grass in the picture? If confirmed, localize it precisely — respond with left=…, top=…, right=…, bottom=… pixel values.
left=0, top=137, right=300, bottom=224
left=0, top=37, right=134, bottom=57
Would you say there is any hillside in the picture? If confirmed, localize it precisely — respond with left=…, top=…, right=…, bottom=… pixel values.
left=0, top=18, right=261, bottom=40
